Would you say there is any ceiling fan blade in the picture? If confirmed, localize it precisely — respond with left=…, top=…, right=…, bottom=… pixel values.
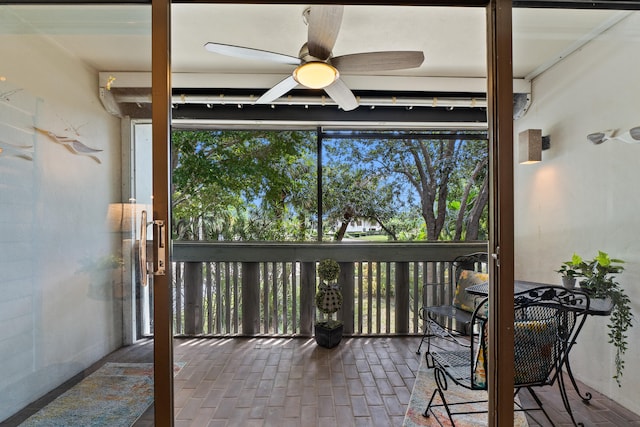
left=204, top=42, right=301, bottom=65
left=307, top=5, right=344, bottom=60
left=324, top=78, right=358, bottom=111
left=331, top=51, right=425, bottom=73
left=255, top=75, right=299, bottom=104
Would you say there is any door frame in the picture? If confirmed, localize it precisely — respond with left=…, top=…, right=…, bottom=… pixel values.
left=150, top=1, right=514, bottom=425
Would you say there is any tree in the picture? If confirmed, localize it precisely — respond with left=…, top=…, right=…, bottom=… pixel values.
left=171, top=129, right=488, bottom=242
left=329, top=132, right=488, bottom=241
left=322, top=163, right=397, bottom=240
left=171, top=130, right=316, bottom=241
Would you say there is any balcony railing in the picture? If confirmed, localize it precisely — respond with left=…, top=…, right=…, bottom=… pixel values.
left=170, top=241, right=487, bottom=337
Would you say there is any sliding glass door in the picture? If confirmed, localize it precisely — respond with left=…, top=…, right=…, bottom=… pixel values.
left=0, top=4, right=155, bottom=423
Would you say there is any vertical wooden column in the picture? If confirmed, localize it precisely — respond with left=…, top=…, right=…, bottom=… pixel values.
left=300, top=262, right=316, bottom=336
left=151, top=0, right=173, bottom=425
left=395, top=262, right=410, bottom=334
left=184, top=262, right=203, bottom=335
left=241, top=262, right=260, bottom=335
left=486, top=0, right=515, bottom=425
left=339, top=262, right=355, bottom=335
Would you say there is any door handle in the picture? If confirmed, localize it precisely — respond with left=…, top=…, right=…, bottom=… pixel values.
left=153, top=219, right=166, bottom=276
left=139, top=210, right=148, bottom=286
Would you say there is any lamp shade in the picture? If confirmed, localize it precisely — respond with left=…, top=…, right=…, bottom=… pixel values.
left=519, top=129, right=542, bottom=164
left=106, top=203, right=149, bottom=232
left=293, top=62, right=339, bottom=89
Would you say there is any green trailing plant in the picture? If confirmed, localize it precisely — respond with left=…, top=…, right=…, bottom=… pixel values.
left=315, top=259, right=343, bottom=329
left=558, top=251, right=632, bottom=386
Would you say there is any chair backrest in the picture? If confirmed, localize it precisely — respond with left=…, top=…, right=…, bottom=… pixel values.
left=470, top=286, right=590, bottom=389
left=451, top=252, right=489, bottom=312
left=453, top=252, right=488, bottom=277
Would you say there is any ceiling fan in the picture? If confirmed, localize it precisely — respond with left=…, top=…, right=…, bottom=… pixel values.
left=204, top=5, right=424, bottom=111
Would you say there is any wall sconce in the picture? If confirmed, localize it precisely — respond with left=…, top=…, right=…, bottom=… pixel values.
left=587, top=126, right=640, bottom=145
left=519, top=129, right=542, bottom=164
left=617, top=126, right=640, bottom=144
left=587, top=129, right=615, bottom=145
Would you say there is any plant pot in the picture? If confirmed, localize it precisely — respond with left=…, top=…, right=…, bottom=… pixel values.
left=314, top=322, right=344, bottom=348
left=562, top=276, right=576, bottom=289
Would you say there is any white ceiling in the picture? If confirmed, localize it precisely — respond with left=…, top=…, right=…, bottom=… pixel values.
left=1, top=4, right=634, bottom=107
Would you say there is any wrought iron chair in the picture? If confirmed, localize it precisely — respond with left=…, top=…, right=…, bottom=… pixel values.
left=416, top=252, right=488, bottom=355
left=423, top=286, right=590, bottom=427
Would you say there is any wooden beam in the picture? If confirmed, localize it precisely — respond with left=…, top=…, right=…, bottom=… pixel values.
left=241, top=263, right=260, bottom=335
left=300, top=262, right=316, bottom=336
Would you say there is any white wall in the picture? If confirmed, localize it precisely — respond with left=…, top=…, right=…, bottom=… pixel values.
left=0, top=32, right=123, bottom=420
left=514, top=12, right=640, bottom=414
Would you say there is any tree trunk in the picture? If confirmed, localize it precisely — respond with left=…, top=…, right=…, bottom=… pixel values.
left=334, top=206, right=355, bottom=241
left=466, top=172, right=489, bottom=240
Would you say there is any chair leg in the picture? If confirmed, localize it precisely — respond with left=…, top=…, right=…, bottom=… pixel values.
left=422, top=367, right=457, bottom=426
left=521, top=387, right=556, bottom=427
left=556, top=369, right=584, bottom=427
left=416, top=317, right=439, bottom=355
left=416, top=322, right=428, bottom=355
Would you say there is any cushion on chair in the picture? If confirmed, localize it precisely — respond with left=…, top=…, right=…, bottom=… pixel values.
left=452, top=270, right=489, bottom=312
left=473, top=318, right=557, bottom=389
left=473, top=342, right=487, bottom=388
left=514, top=319, right=557, bottom=384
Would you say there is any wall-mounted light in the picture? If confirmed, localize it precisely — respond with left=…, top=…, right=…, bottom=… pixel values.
left=588, top=127, right=640, bottom=145
left=587, top=129, right=615, bottom=145
left=616, top=126, right=640, bottom=144
left=519, top=129, right=542, bottom=164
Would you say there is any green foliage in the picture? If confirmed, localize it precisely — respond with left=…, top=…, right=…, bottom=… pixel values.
left=318, top=259, right=340, bottom=282
left=558, top=250, right=632, bottom=386
left=556, top=253, right=583, bottom=278
left=171, top=129, right=488, bottom=242
left=172, top=129, right=316, bottom=241
left=324, top=132, right=488, bottom=241
left=315, top=319, right=343, bottom=329
left=315, top=284, right=343, bottom=315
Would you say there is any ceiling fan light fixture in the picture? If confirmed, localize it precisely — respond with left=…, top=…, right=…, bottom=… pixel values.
left=293, top=62, right=338, bottom=89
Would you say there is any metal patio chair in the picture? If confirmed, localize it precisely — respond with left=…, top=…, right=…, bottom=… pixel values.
left=416, top=252, right=488, bottom=355
left=423, top=285, right=590, bottom=427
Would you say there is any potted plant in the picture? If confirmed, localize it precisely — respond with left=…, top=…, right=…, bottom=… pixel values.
left=556, top=253, right=581, bottom=289
left=557, top=251, right=633, bottom=386
left=314, top=258, right=344, bottom=348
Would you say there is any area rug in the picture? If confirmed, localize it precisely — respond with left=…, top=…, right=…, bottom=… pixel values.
left=403, top=356, right=529, bottom=427
left=20, top=362, right=184, bottom=427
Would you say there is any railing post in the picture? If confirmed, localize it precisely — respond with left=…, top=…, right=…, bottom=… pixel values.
left=184, top=262, right=203, bottom=335
left=395, top=262, right=410, bottom=334
left=339, top=262, right=354, bottom=335
left=300, top=262, right=315, bottom=336
left=242, top=262, right=260, bottom=335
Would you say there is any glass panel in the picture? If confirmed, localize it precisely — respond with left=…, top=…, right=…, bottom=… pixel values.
left=171, top=129, right=318, bottom=242
left=321, top=130, right=488, bottom=242
left=513, top=6, right=640, bottom=423
left=0, top=4, right=152, bottom=423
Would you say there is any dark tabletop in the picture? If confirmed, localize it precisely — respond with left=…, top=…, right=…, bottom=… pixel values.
left=466, top=280, right=613, bottom=316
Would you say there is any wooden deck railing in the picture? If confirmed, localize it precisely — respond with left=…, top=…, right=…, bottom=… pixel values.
left=170, top=242, right=487, bottom=337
